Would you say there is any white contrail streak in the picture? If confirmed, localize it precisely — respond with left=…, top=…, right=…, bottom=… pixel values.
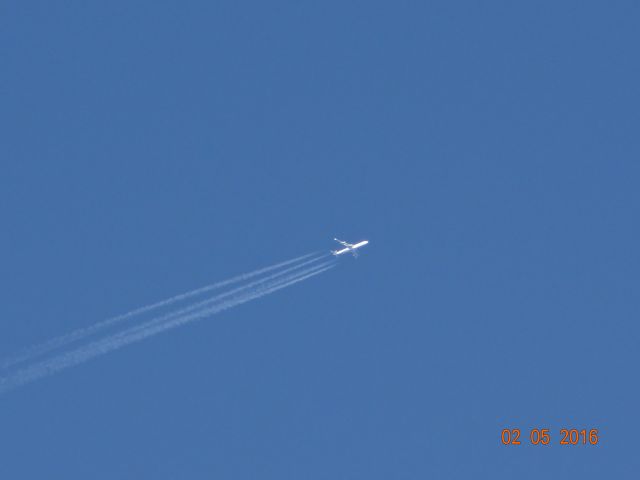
left=97, top=256, right=329, bottom=348
left=1, top=252, right=323, bottom=370
left=0, top=261, right=334, bottom=395
left=56, top=261, right=334, bottom=373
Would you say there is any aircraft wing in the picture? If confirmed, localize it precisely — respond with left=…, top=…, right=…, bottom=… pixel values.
left=334, top=238, right=353, bottom=247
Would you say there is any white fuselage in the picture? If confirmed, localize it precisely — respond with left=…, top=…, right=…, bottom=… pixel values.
left=333, top=240, right=369, bottom=255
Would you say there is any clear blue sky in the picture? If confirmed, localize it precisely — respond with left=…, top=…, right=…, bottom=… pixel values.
left=1, top=1, right=638, bottom=478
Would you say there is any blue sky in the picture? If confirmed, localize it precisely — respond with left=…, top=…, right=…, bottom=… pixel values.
left=1, top=1, right=639, bottom=478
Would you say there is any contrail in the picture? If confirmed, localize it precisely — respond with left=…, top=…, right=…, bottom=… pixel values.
left=1, top=252, right=324, bottom=370
left=48, top=261, right=335, bottom=376
left=96, top=256, right=330, bottom=349
left=0, top=260, right=334, bottom=395
left=96, top=263, right=336, bottom=357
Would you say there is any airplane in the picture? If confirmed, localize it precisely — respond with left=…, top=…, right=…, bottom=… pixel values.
left=331, top=238, right=369, bottom=258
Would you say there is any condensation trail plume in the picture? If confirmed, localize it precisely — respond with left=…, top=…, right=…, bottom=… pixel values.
left=0, top=260, right=335, bottom=395
left=101, top=256, right=329, bottom=346
left=1, top=252, right=324, bottom=370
